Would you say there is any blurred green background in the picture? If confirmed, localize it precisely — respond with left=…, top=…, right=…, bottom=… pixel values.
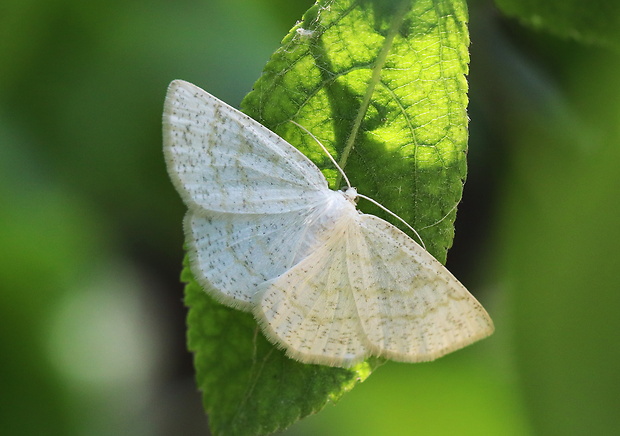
left=1, top=0, right=619, bottom=435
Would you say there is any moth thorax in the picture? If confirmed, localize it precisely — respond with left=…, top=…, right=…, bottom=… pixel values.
left=341, top=187, right=358, bottom=204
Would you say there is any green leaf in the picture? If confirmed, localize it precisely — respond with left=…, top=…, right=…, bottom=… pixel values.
left=185, top=0, right=470, bottom=434
left=243, top=0, right=469, bottom=263
left=494, top=0, right=620, bottom=49
left=185, top=258, right=378, bottom=436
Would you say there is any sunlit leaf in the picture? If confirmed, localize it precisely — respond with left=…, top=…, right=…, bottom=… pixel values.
left=185, top=0, right=470, bottom=434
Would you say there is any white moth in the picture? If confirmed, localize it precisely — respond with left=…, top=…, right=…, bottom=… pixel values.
left=163, top=80, right=494, bottom=367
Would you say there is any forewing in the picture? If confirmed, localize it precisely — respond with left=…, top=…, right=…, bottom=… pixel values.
left=254, top=211, right=372, bottom=367
left=163, top=80, right=328, bottom=214
left=351, top=214, right=494, bottom=362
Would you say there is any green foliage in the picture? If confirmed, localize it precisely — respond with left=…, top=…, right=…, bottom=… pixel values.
left=494, top=0, right=620, bottom=49
left=185, top=260, right=378, bottom=436
left=186, top=0, right=471, bottom=434
left=4, top=0, right=620, bottom=435
left=496, top=56, right=620, bottom=435
left=243, top=0, right=470, bottom=264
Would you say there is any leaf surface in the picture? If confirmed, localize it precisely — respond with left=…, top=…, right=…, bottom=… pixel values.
left=495, top=0, right=620, bottom=49
left=185, top=0, right=471, bottom=434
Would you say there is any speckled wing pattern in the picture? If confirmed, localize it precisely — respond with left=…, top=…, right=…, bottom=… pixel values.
left=164, top=80, right=333, bottom=307
left=257, top=212, right=494, bottom=367
left=163, top=80, right=494, bottom=367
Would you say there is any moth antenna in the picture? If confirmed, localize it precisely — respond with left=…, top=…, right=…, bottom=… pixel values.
left=290, top=121, right=425, bottom=250
left=290, top=120, right=351, bottom=189
left=357, top=193, right=427, bottom=250
left=419, top=203, right=458, bottom=231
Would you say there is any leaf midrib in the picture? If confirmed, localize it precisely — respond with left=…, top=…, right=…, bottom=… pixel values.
left=336, top=0, right=412, bottom=185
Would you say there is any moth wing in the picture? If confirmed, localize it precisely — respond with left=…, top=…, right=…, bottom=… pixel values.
left=186, top=200, right=333, bottom=309
left=163, top=80, right=329, bottom=215
left=351, top=214, right=494, bottom=362
left=255, top=212, right=494, bottom=366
